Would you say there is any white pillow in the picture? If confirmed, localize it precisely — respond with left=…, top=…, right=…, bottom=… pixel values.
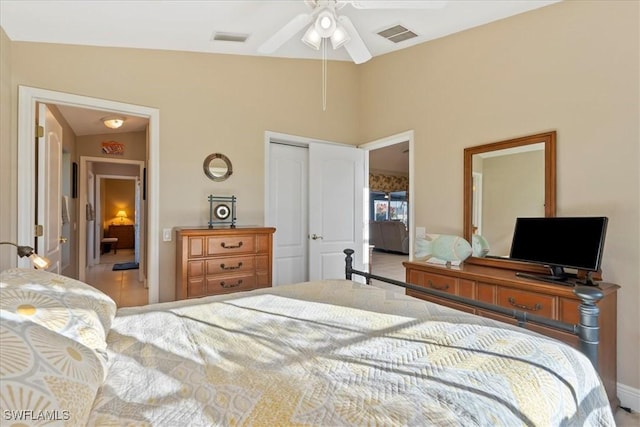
left=0, top=268, right=117, bottom=357
left=0, top=311, right=105, bottom=426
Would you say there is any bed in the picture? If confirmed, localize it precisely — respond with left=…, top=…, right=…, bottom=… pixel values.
left=0, top=258, right=615, bottom=426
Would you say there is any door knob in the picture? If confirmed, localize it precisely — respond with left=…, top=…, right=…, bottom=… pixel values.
left=59, top=237, right=68, bottom=244
left=310, top=234, right=323, bottom=240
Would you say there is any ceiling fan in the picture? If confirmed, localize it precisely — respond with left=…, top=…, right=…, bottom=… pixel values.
left=258, top=0, right=447, bottom=64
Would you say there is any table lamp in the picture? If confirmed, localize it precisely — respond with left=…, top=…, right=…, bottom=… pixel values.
left=116, top=210, right=127, bottom=224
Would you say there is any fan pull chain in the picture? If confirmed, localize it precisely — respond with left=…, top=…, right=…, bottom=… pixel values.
left=322, top=38, right=327, bottom=111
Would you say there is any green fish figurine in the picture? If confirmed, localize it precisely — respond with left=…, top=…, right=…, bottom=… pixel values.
left=415, top=234, right=472, bottom=265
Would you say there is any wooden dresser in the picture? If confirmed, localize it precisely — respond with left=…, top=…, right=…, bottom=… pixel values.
left=108, top=224, right=135, bottom=249
left=175, top=227, right=275, bottom=300
left=404, top=261, right=619, bottom=408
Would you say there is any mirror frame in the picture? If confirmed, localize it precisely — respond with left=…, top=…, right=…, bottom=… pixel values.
left=203, top=153, right=233, bottom=182
left=463, top=131, right=556, bottom=271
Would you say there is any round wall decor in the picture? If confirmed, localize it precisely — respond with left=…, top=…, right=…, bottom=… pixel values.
left=203, top=153, right=233, bottom=181
left=214, top=204, right=231, bottom=220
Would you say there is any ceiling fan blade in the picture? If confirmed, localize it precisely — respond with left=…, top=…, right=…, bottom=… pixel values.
left=258, top=13, right=313, bottom=54
left=338, top=16, right=372, bottom=64
left=350, top=1, right=447, bottom=9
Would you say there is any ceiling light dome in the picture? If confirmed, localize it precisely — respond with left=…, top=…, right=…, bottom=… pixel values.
left=102, top=116, right=125, bottom=129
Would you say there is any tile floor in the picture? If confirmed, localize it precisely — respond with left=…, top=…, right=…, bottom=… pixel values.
left=84, top=248, right=148, bottom=308
left=369, top=249, right=408, bottom=294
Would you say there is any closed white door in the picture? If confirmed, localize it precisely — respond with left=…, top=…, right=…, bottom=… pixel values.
left=308, top=143, right=365, bottom=280
left=269, top=140, right=366, bottom=285
left=37, top=104, right=63, bottom=273
left=269, top=144, right=309, bottom=285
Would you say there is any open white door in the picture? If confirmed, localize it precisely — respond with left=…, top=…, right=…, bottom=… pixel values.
left=37, top=104, right=63, bottom=273
left=308, top=143, right=365, bottom=280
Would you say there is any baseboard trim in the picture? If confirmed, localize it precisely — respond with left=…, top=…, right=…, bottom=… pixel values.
left=618, top=383, right=640, bottom=412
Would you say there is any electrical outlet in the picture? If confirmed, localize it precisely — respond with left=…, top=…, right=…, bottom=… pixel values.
left=162, top=228, right=172, bottom=242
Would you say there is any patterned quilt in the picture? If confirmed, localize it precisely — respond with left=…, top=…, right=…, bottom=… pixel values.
left=88, top=280, right=614, bottom=426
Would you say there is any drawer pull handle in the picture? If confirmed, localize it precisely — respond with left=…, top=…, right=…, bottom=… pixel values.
left=220, top=262, right=243, bottom=271
left=221, top=241, right=243, bottom=249
left=508, top=297, right=542, bottom=312
left=428, top=280, right=449, bottom=291
left=220, top=279, right=243, bottom=289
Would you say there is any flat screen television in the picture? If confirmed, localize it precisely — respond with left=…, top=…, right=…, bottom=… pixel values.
left=509, top=216, right=608, bottom=285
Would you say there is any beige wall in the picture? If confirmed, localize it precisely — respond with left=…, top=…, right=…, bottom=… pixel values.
left=77, top=131, right=147, bottom=161
left=1, top=0, right=638, bottom=393
left=482, top=150, right=545, bottom=255
left=0, top=28, right=14, bottom=264
left=4, top=41, right=361, bottom=301
left=360, top=0, right=639, bottom=393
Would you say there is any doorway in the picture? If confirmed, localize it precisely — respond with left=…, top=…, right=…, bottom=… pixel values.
left=82, top=158, right=145, bottom=285
left=360, top=131, right=415, bottom=288
left=360, top=131, right=414, bottom=255
left=17, top=86, right=161, bottom=304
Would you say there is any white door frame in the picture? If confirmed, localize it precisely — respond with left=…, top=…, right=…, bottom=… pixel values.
left=17, top=86, right=160, bottom=303
left=359, top=130, right=415, bottom=260
left=93, top=170, right=143, bottom=267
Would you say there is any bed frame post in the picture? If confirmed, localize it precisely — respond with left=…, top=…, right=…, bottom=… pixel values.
left=573, top=286, right=604, bottom=370
left=344, top=249, right=354, bottom=280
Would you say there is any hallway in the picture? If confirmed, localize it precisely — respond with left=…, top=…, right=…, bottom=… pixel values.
left=85, top=249, right=148, bottom=307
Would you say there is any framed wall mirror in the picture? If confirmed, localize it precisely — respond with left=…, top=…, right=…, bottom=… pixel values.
left=463, top=131, right=556, bottom=270
left=204, top=153, right=233, bottom=181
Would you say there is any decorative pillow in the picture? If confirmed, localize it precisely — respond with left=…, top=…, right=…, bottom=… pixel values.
left=0, top=311, right=105, bottom=426
left=0, top=269, right=117, bottom=359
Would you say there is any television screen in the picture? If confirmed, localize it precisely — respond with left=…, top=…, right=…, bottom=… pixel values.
left=509, top=217, right=608, bottom=280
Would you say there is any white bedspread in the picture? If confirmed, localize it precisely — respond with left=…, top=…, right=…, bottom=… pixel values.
left=88, top=280, right=614, bottom=426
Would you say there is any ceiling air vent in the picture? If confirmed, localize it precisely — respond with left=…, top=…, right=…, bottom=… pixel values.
left=377, top=25, right=417, bottom=43
left=211, top=32, right=249, bottom=42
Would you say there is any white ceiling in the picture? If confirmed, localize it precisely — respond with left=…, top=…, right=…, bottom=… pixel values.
left=55, top=104, right=149, bottom=136
left=1, top=1, right=560, bottom=63
left=1, top=0, right=560, bottom=136
left=369, top=141, right=409, bottom=175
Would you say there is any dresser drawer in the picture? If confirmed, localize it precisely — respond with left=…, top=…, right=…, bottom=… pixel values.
left=205, top=255, right=255, bottom=275
left=176, top=227, right=275, bottom=301
left=206, top=235, right=256, bottom=256
left=419, top=272, right=457, bottom=295
left=559, top=298, right=580, bottom=324
left=205, top=274, right=256, bottom=294
left=497, top=287, right=555, bottom=318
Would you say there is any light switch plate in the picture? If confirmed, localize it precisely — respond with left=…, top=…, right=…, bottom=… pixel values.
left=162, top=228, right=172, bottom=242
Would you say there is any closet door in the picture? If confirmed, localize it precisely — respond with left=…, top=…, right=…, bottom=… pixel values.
left=269, top=143, right=309, bottom=285
left=308, top=143, right=365, bottom=281
left=268, top=140, right=366, bottom=285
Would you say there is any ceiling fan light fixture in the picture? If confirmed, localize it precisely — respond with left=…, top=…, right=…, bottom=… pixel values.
left=102, top=116, right=125, bottom=129
left=314, top=9, right=336, bottom=38
left=330, top=24, right=350, bottom=49
left=302, top=26, right=322, bottom=50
